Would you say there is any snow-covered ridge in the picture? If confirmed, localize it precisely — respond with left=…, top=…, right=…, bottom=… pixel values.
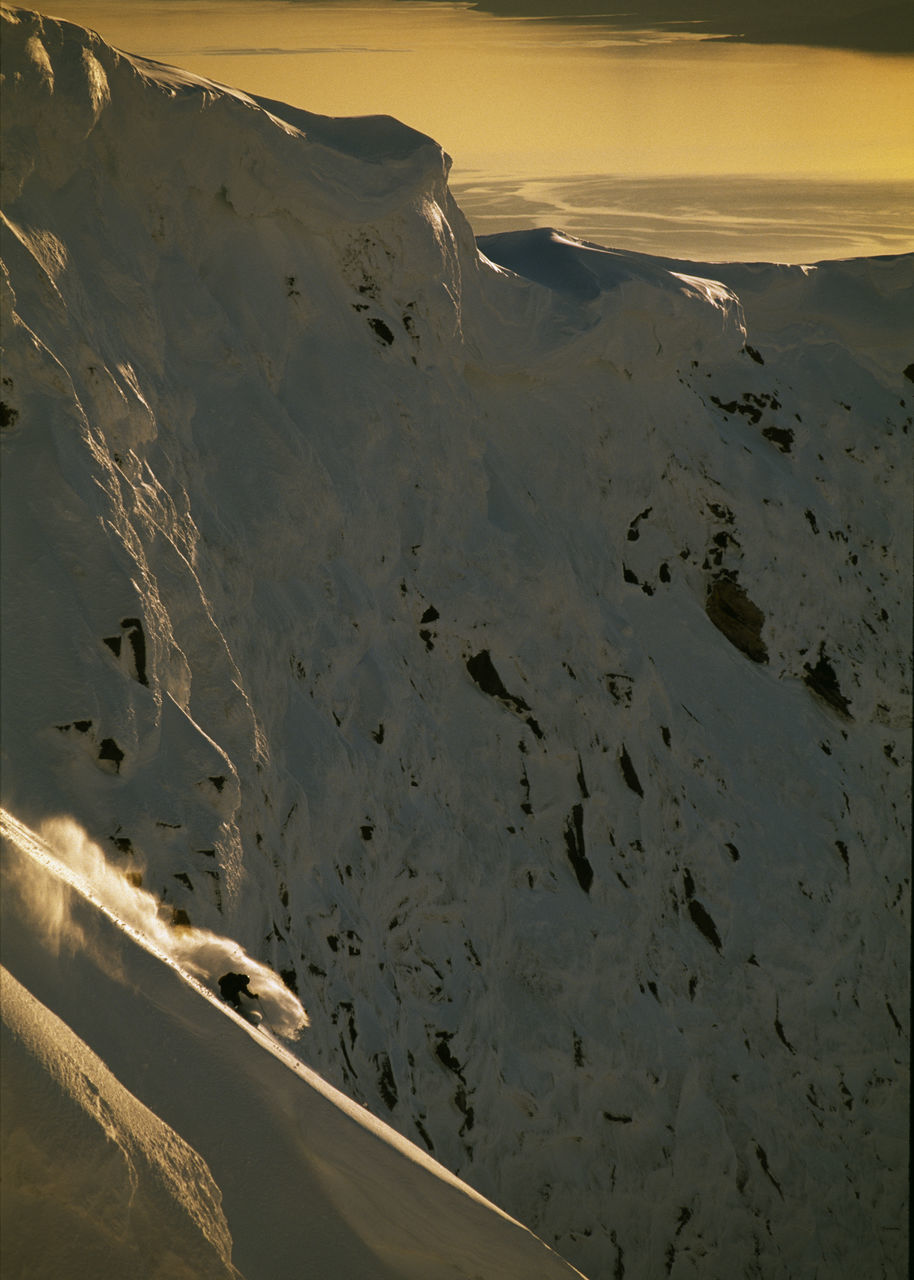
left=1, top=7, right=910, bottom=1277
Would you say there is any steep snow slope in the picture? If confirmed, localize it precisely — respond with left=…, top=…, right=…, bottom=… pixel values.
left=1, top=8, right=910, bottom=1277
left=1, top=810, right=585, bottom=1279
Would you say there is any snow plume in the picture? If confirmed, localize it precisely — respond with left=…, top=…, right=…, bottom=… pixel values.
left=1, top=810, right=308, bottom=1037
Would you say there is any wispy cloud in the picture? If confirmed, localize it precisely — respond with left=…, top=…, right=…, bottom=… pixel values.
left=190, top=45, right=411, bottom=55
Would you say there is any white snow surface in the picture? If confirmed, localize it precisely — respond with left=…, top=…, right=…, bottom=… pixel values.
left=1, top=7, right=910, bottom=1278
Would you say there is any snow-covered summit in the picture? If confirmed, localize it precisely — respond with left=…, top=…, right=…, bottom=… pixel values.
left=479, top=227, right=736, bottom=304
left=1, top=7, right=910, bottom=1277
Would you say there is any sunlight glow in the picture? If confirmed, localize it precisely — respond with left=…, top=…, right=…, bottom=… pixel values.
left=31, top=1, right=914, bottom=259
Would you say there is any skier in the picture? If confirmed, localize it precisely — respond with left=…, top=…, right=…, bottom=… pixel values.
left=218, top=971, right=260, bottom=1011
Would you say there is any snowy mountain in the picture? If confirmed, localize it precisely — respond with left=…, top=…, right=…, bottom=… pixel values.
left=1, top=7, right=910, bottom=1277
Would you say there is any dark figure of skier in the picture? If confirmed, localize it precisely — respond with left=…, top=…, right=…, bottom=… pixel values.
left=218, top=971, right=260, bottom=1010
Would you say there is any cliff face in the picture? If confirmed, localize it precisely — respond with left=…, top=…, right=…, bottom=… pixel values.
left=2, top=9, right=910, bottom=1277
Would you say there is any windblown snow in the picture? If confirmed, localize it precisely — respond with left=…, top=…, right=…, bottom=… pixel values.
left=1, top=7, right=910, bottom=1278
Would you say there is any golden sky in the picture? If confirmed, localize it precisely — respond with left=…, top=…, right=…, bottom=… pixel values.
left=26, top=2, right=914, bottom=258
left=33, top=1, right=914, bottom=181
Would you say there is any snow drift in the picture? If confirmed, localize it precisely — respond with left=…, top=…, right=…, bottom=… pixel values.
left=1, top=6, right=910, bottom=1277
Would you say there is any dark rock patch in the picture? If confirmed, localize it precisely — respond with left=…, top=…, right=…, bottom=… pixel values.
left=0, top=401, right=19, bottom=429
left=455, top=1086, right=474, bottom=1133
left=711, top=394, right=760, bottom=425
left=519, top=748, right=533, bottom=815
left=618, top=745, right=643, bottom=798
left=688, top=899, right=722, bottom=952
left=56, top=719, right=93, bottom=734
left=762, top=425, right=794, bottom=453
left=121, top=617, right=148, bottom=685
left=97, top=737, right=124, bottom=772
left=774, top=1002, right=796, bottom=1054
left=467, top=649, right=525, bottom=707
left=368, top=317, right=395, bottom=345
left=414, top=1118, right=435, bottom=1151
left=711, top=390, right=780, bottom=426
left=434, top=1033, right=462, bottom=1075
left=705, top=578, right=768, bottom=663
left=803, top=645, right=852, bottom=718
left=754, top=1144, right=784, bottom=1199
left=627, top=506, right=652, bottom=541
left=606, top=674, right=633, bottom=705
left=563, top=803, right=593, bottom=893
left=466, top=651, right=541, bottom=738
left=375, top=1053, right=398, bottom=1109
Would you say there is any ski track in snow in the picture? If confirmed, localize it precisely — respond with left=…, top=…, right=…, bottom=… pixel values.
left=1, top=7, right=911, bottom=1278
